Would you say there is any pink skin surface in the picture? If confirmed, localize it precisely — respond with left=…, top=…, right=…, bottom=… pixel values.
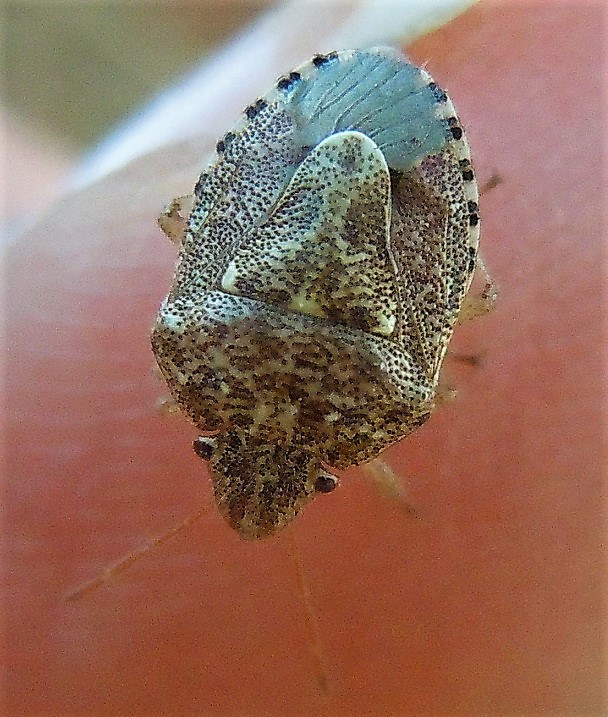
left=4, top=4, right=606, bottom=715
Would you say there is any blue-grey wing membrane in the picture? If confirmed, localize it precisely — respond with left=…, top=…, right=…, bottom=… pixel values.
left=292, top=48, right=449, bottom=171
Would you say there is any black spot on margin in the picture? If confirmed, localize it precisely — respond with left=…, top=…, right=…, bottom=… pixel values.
left=428, top=81, right=448, bottom=103
left=245, top=98, right=268, bottom=120
left=312, top=51, right=338, bottom=68
left=277, top=71, right=301, bottom=90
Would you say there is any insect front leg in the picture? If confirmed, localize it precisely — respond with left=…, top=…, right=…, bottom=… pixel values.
left=361, top=458, right=420, bottom=518
left=157, top=194, right=194, bottom=247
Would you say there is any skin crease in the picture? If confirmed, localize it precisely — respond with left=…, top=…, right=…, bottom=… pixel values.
left=4, top=5, right=606, bottom=716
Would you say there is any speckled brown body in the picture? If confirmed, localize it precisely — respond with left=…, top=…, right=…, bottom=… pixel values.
left=152, top=48, right=481, bottom=538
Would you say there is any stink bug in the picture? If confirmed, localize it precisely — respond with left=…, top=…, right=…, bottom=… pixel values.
left=152, top=47, right=494, bottom=539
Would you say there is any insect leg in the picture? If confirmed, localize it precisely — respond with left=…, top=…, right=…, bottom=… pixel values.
left=157, top=194, right=194, bottom=247
left=361, top=458, right=419, bottom=518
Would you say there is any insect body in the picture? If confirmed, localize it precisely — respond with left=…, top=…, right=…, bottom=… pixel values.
left=152, top=47, right=482, bottom=539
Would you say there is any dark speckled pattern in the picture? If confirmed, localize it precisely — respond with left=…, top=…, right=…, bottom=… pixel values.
left=151, top=47, right=479, bottom=539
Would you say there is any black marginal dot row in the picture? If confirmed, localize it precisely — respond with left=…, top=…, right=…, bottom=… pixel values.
left=459, top=158, right=475, bottom=183
left=245, top=98, right=268, bottom=120
left=447, top=116, right=463, bottom=140
left=467, top=247, right=477, bottom=272
left=216, top=131, right=236, bottom=154
left=312, top=51, right=338, bottom=68
left=468, top=199, right=479, bottom=225
left=194, top=174, right=206, bottom=196
left=428, top=81, right=448, bottom=103
left=277, top=71, right=301, bottom=90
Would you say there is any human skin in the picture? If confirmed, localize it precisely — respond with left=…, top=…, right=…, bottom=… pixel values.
left=4, top=4, right=606, bottom=716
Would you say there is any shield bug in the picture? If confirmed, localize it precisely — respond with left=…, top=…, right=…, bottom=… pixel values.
left=152, top=47, right=493, bottom=540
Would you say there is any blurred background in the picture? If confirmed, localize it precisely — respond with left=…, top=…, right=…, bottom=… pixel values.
left=3, top=1, right=272, bottom=234
left=4, top=3, right=606, bottom=715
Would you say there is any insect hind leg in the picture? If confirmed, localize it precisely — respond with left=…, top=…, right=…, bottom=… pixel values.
left=458, top=252, right=497, bottom=324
